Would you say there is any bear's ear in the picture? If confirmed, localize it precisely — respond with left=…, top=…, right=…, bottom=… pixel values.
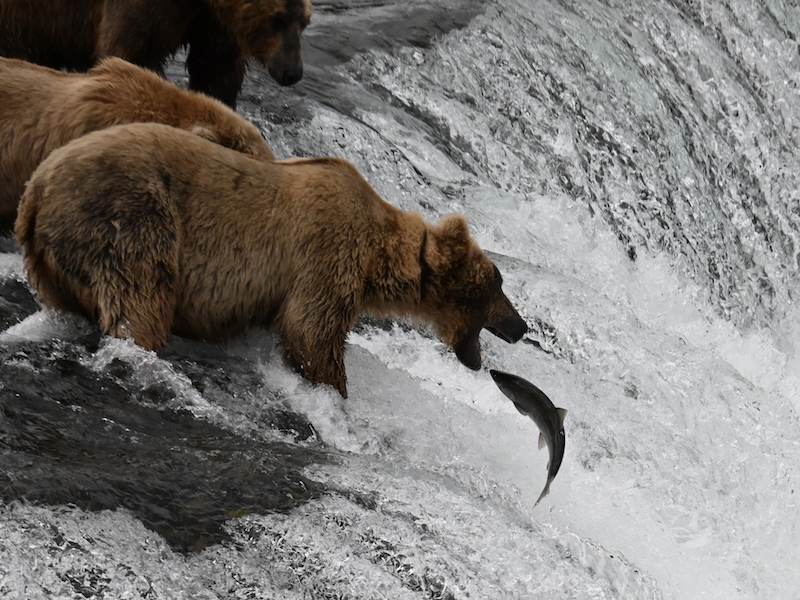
left=439, top=214, right=470, bottom=242
left=423, top=214, right=471, bottom=272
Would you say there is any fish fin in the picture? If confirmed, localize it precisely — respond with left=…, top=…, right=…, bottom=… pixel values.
left=512, top=401, right=528, bottom=416
left=557, top=408, right=568, bottom=425
left=538, top=432, right=546, bottom=450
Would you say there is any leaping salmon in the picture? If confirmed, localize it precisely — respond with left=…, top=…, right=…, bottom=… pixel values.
left=490, top=369, right=567, bottom=506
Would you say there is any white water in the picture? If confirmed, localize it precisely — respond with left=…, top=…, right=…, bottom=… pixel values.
left=2, top=0, right=800, bottom=598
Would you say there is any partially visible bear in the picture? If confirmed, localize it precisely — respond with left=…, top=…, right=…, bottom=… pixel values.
left=17, top=123, right=528, bottom=398
left=0, top=0, right=312, bottom=107
left=0, top=56, right=274, bottom=232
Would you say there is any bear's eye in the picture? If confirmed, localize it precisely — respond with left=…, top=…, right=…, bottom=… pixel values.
left=271, top=13, right=289, bottom=30
left=490, top=267, right=504, bottom=299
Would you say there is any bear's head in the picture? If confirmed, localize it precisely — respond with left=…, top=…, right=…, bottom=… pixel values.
left=215, top=0, right=312, bottom=87
left=420, top=215, right=528, bottom=370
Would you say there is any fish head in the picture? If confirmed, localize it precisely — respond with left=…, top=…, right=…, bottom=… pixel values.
left=489, top=369, right=530, bottom=410
left=490, top=369, right=567, bottom=431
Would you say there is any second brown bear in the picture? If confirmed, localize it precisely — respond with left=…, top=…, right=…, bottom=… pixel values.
left=0, top=56, right=274, bottom=232
left=18, top=123, right=527, bottom=398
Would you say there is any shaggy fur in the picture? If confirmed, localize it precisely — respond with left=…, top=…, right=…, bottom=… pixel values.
left=0, top=0, right=312, bottom=107
left=0, top=56, right=274, bottom=231
left=17, top=123, right=527, bottom=398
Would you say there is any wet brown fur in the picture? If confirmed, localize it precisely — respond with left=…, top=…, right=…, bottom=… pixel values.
left=17, top=123, right=526, bottom=398
left=0, top=0, right=312, bottom=107
left=0, top=56, right=274, bottom=231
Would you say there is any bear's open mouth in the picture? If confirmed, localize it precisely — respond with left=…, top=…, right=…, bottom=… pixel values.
left=485, top=325, right=513, bottom=343
left=484, top=314, right=527, bottom=345
left=453, top=313, right=527, bottom=371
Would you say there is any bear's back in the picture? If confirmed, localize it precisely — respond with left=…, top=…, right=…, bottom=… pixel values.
left=34, top=123, right=390, bottom=226
left=0, top=56, right=78, bottom=114
left=29, top=123, right=264, bottom=211
left=0, top=1, right=103, bottom=70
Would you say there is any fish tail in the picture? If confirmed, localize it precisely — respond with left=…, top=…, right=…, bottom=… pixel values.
left=534, top=482, right=551, bottom=506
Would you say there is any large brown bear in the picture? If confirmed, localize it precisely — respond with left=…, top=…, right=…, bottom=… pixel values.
left=17, top=123, right=528, bottom=398
left=0, top=0, right=311, bottom=107
left=0, top=56, right=274, bottom=232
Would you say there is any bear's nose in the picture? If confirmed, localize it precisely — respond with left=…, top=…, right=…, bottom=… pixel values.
left=277, top=65, right=303, bottom=86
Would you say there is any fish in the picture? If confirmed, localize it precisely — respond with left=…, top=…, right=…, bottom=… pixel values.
left=490, top=369, right=567, bottom=506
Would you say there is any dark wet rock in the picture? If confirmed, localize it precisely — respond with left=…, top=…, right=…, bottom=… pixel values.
left=159, top=337, right=319, bottom=442
left=0, top=278, right=39, bottom=332
left=0, top=338, right=329, bottom=552
left=303, top=0, right=487, bottom=68
left=0, top=233, right=16, bottom=253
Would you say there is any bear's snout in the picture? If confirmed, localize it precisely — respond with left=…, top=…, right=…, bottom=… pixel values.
left=264, top=29, right=304, bottom=86
left=450, top=281, right=527, bottom=371
left=271, top=63, right=303, bottom=86
left=484, top=294, right=527, bottom=344
left=485, top=316, right=527, bottom=344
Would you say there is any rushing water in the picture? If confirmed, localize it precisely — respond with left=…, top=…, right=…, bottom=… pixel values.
left=1, top=0, right=800, bottom=598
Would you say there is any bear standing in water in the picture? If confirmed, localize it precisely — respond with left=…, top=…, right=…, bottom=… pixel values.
left=17, top=123, right=527, bottom=398
left=0, top=0, right=312, bottom=107
left=0, top=57, right=274, bottom=232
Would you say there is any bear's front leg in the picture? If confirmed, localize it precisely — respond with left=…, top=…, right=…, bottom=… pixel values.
left=282, top=333, right=348, bottom=399
left=185, top=15, right=245, bottom=108
left=281, top=311, right=351, bottom=399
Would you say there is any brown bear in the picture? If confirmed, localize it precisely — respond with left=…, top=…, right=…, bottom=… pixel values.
left=0, top=56, right=274, bottom=232
left=0, top=0, right=311, bottom=107
left=17, top=123, right=528, bottom=398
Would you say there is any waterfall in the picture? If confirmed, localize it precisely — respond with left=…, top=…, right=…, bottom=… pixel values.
left=1, top=0, right=799, bottom=598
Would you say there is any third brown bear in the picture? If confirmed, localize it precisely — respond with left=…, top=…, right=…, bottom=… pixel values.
left=0, top=0, right=312, bottom=107
left=17, top=123, right=528, bottom=398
